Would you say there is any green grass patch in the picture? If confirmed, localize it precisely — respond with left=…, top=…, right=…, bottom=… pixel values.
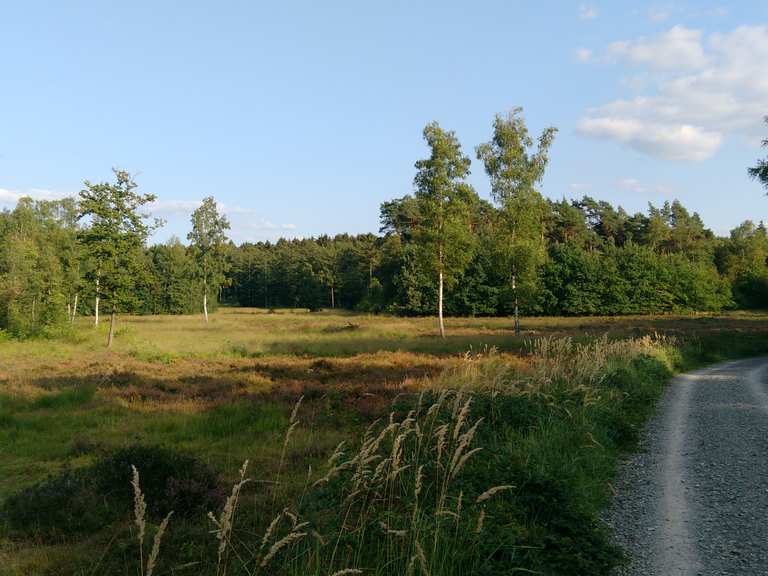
left=2, top=311, right=768, bottom=575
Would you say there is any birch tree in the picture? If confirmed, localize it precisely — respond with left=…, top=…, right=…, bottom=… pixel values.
left=188, top=197, right=230, bottom=323
left=77, top=169, right=159, bottom=346
left=413, top=122, right=477, bottom=338
left=476, top=108, right=556, bottom=335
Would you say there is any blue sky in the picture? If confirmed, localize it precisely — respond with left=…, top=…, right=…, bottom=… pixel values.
left=2, top=1, right=767, bottom=243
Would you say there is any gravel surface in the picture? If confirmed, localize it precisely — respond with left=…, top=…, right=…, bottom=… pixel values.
left=605, top=357, right=768, bottom=576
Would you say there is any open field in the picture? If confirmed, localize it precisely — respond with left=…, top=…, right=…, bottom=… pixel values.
left=2, top=309, right=768, bottom=575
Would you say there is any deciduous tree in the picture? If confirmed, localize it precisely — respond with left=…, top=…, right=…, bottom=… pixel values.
left=749, top=116, right=768, bottom=191
left=476, top=108, right=556, bottom=334
left=188, top=197, right=230, bottom=322
left=77, top=169, right=159, bottom=346
left=413, top=122, right=478, bottom=338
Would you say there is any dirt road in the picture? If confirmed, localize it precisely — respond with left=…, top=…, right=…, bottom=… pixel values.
left=606, top=357, right=768, bottom=575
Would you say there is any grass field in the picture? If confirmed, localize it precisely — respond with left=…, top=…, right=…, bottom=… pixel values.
left=2, top=308, right=768, bottom=575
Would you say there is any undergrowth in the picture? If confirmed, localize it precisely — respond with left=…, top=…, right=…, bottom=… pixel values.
left=3, top=331, right=768, bottom=575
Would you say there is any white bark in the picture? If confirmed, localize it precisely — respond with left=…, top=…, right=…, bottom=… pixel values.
left=512, top=274, right=520, bottom=336
left=203, top=291, right=209, bottom=323
left=94, top=275, right=100, bottom=326
left=438, top=270, right=445, bottom=339
left=71, top=293, right=78, bottom=324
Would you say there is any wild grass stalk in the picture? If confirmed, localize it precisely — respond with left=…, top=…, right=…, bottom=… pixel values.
left=131, top=465, right=172, bottom=576
left=208, top=460, right=249, bottom=575
left=120, top=334, right=678, bottom=575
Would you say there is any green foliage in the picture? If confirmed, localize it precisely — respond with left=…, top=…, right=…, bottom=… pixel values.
left=540, top=242, right=731, bottom=315
left=412, top=122, right=478, bottom=286
left=1, top=112, right=767, bottom=333
left=77, top=169, right=160, bottom=320
left=0, top=198, right=80, bottom=337
left=477, top=108, right=556, bottom=311
left=142, top=238, right=202, bottom=314
left=188, top=197, right=231, bottom=315
left=749, top=116, right=768, bottom=191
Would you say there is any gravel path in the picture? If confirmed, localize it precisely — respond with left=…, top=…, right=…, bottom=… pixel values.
left=606, top=357, right=768, bottom=576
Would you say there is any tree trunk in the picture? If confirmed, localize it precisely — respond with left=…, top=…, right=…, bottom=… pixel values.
left=71, top=293, right=78, bottom=324
left=438, top=269, right=445, bottom=339
left=203, top=291, right=209, bottom=323
left=107, top=308, right=116, bottom=347
left=330, top=285, right=335, bottom=309
left=512, top=274, right=520, bottom=336
left=94, top=275, right=100, bottom=326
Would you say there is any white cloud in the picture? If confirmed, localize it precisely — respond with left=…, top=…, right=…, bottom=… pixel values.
left=607, top=26, right=707, bottom=70
left=579, top=3, right=598, bottom=20
left=0, top=189, right=298, bottom=243
left=149, top=199, right=202, bottom=215
left=578, top=117, right=721, bottom=161
left=579, top=25, right=768, bottom=161
left=0, top=187, right=69, bottom=206
left=228, top=217, right=299, bottom=243
left=149, top=199, right=294, bottom=228
left=575, top=47, right=593, bottom=62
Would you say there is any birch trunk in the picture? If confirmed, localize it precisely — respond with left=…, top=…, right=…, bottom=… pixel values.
left=203, top=290, right=209, bottom=323
left=330, top=285, right=335, bottom=309
left=438, top=269, right=445, bottom=339
left=94, top=275, right=100, bottom=326
left=512, top=274, right=520, bottom=336
left=71, top=293, right=78, bottom=324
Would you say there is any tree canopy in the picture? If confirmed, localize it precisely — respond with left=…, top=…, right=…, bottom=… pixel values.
left=1, top=112, right=766, bottom=341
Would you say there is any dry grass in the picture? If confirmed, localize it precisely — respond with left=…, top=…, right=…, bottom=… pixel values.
left=2, top=308, right=768, bottom=574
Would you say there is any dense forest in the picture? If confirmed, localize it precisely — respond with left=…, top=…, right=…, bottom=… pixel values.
left=2, top=111, right=768, bottom=340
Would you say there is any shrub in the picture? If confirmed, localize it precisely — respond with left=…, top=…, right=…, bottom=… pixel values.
left=1, top=444, right=224, bottom=542
left=2, top=468, right=113, bottom=540
left=92, top=445, right=225, bottom=518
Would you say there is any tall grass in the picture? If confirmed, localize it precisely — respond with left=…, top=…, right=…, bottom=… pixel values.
left=9, top=326, right=768, bottom=575
left=124, top=335, right=685, bottom=575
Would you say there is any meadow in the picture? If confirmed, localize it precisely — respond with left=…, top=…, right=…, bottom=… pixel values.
left=2, top=308, right=768, bottom=575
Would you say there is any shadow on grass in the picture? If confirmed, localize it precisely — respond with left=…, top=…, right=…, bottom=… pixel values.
left=261, top=333, right=530, bottom=357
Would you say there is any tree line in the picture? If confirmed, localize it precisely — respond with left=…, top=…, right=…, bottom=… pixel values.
left=2, top=111, right=768, bottom=342
left=0, top=172, right=230, bottom=344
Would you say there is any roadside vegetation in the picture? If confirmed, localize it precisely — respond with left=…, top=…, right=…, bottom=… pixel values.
left=2, top=310, right=768, bottom=575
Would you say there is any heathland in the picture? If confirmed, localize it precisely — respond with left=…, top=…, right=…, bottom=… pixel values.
left=2, top=309, right=768, bottom=575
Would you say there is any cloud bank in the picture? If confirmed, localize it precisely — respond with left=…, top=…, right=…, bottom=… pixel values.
left=578, top=25, right=768, bottom=161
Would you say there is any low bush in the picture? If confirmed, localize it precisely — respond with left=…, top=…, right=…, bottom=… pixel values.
left=1, top=444, right=224, bottom=542
left=91, top=445, right=225, bottom=517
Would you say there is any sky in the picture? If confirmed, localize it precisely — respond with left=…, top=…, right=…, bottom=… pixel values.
left=2, top=0, right=768, bottom=243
